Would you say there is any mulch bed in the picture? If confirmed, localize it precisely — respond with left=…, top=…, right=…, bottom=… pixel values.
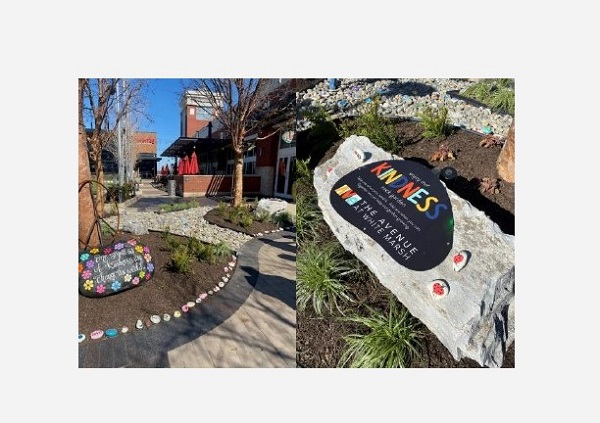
left=203, top=207, right=285, bottom=236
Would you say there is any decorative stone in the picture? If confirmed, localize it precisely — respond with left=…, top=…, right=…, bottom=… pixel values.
left=218, top=281, right=225, bottom=288
left=228, top=261, right=236, bottom=267
left=224, top=266, right=229, bottom=272
left=121, top=327, right=129, bottom=333
left=187, top=301, right=195, bottom=308
left=78, top=334, right=85, bottom=343
left=214, top=286, right=220, bottom=292
left=429, top=280, right=450, bottom=299
left=222, top=276, right=229, bottom=282
left=90, top=330, right=104, bottom=340
left=135, top=319, right=143, bottom=330
left=208, top=290, right=214, bottom=295
left=163, top=314, right=171, bottom=322
left=144, top=319, right=152, bottom=328
left=313, top=135, right=515, bottom=368
left=231, top=255, right=237, bottom=261
left=453, top=250, right=469, bottom=272
left=196, top=297, right=202, bottom=303
left=78, top=239, right=155, bottom=298
left=255, top=198, right=288, bottom=218
left=497, top=120, right=515, bottom=183
left=173, top=311, right=182, bottom=318
left=352, top=148, right=366, bottom=162
left=181, top=304, right=189, bottom=313
left=199, top=292, right=208, bottom=300
left=150, top=315, right=161, bottom=324
left=105, top=328, right=118, bottom=338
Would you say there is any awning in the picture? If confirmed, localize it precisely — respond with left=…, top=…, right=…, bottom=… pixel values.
left=160, top=136, right=230, bottom=158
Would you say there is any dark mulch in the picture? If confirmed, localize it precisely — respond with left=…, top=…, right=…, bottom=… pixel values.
left=203, top=207, right=284, bottom=236
left=296, top=119, right=515, bottom=368
left=78, top=230, right=233, bottom=344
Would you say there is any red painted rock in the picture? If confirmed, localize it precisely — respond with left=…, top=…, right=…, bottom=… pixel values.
left=453, top=250, right=469, bottom=272
left=429, top=280, right=449, bottom=300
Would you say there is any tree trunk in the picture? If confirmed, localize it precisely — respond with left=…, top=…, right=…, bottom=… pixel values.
left=78, top=79, right=100, bottom=250
left=232, top=150, right=244, bottom=207
left=497, top=119, right=515, bottom=183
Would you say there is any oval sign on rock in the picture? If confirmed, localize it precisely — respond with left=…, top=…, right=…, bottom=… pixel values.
left=78, top=238, right=155, bottom=298
left=329, top=159, right=454, bottom=271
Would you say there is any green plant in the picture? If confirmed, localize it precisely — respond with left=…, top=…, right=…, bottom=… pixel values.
left=297, top=242, right=354, bottom=316
left=240, top=213, right=254, bottom=229
left=212, top=241, right=231, bottom=259
left=254, top=209, right=271, bottom=222
left=100, top=221, right=116, bottom=237
left=271, top=211, right=294, bottom=227
left=302, top=106, right=341, bottom=167
left=461, top=79, right=515, bottom=116
left=168, top=244, right=194, bottom=274
left=216, top=201, right=228, bottom=216
left=161, top=227, right=181, bottom=251
left=295, top=192, right=322, bottom=243
left=417, top=106, right=452, bottom=138
left=338, top=298, right=424, bottom=368
left=158, top=200, right=199, bottom=213
left=337, top=97, right=399, bottom=153
left=187, top=237, right=205, bottom=257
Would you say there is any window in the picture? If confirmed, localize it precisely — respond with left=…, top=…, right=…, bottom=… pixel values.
left=196, top=106, right=212, bottom=120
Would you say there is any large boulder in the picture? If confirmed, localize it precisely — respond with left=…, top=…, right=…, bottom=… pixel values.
left=497, top=120, right=515, bottom=183
left=255, top=198, right=289, bottom=217
left=313, top=135, right=515, bottom=367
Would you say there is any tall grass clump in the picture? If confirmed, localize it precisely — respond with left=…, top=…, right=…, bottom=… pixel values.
left=461, top=78, right=515, bottom=116
left=417, top=106, right=452, bottom=138
left=337, top=97, right=399, bottom=154
left=338, top=298, right=424, bottom=368
left=297, top=242, right=355, bottom=316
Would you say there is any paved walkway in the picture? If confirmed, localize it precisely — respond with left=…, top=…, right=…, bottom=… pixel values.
left=78, top=180, right=296, bottom=368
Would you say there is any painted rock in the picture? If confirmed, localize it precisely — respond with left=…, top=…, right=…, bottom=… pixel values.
left=90, top=330, right=104, bottom=340
left=429, top=279, right=450, bottom=300
left=181, top=304, right=189, bottom=313
left=196, top=297, right=203, bottom=303
left=208, top=290, right=214, bottom=295
left=224, top=266, right=229, bottom=272
left=174, top=311, right=182, bottom=318
left=218, top=281, right=225, bottom=288
left=228, top=261, right=236, bottom=267
left=352, top=148, right=366, bottom=162
left=78, top=239, right=155, bottom=298
left=163, top=313, right=171, bottom=322
left=187, top=301, right=195, bottom=308
left=144, top=319, right=152, bottom=327
left=150, top=315, right=161, bottom=324
left=105, top=328, right=118, bottom=338
left=222, top=276, right=229, bottom=282
left=453, top=250, right=469, bottom=272
left=135, top=319, right=143, bottom=330
left=214, top=286, right=220, bottom=292
left=122, top=327, right=129, bottom=333
left=78, top=334, right=86, bottom=343
left=199, top=293, right=208, bottom=300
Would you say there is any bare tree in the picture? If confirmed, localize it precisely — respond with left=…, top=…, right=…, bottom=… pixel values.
left=188, top=78, right=310, bottom=207
left=81, top=78, right=148, bottom=214
left=78, top=78, right=100, bottom=249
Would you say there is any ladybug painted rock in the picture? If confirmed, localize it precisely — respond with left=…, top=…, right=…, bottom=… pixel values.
left=428, top=280, right=449, bottom=300
left=453, top=250, right=469, bottom=272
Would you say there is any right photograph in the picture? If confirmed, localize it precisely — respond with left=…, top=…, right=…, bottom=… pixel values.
left=295, top=78, right=515, bottom=368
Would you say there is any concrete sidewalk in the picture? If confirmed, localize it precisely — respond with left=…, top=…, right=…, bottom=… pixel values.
left=78, top=180, right=297, bottom=368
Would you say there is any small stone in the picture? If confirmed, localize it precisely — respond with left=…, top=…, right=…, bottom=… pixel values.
left=214, top=286, right=220, bottom=292
left=453, top=250, right=469, bottom=272
left=121, top=327, right=129, bottom=333
left=429, top=279, right=450, bottom=300
left=90, top=330, right=104, bottom=340
left=196, top=297, right=202, bottom=303
left=222, top=276, right=229, bottom=282
left=163, top=314, right=171, bottom=322
left=187, top=301, right=195, bottom=308
left=78, top=334, right=86, bottom=343
left=181, top=304, right=189, bottom=313
left=144, top=319, right=152, bottom=328
left=257, top=232, right=263, bottom=236
left=105, top=328, right=118, bottom=338
left=150, top=315, right=161, bottom=324
left=208, top=290, right=214, bottom=295
left=228, top=261, right=236, bottom=267
left=218, top=281, right=225, bottom=288
left=199, top=292, right=208, bottom=300
left=174, top=311, right=182, bottom=318
left=224, top=266, right=229, bottom=272
left=352, top=148, right=365, bottom=161
left=135, top=320, right=144, bottom=330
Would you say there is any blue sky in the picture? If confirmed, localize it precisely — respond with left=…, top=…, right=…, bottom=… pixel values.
left=143, top=78, right=191, bottom=169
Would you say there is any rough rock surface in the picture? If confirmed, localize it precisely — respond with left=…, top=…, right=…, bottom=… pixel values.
left=314, top=135, right=515, bottom=367
left=497, top=120, right=515, bottom=183
left=255, top=198, right=289, bottom=217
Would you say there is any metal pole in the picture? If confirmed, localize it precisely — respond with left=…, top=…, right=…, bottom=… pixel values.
left=117, top=79, right=123, bottom=201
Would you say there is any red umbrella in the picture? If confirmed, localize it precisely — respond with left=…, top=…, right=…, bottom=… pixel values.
left=188, top=151, right=199, bottom=175
left=176, top=158, right=184, bottom=175
left=182, top=156, right=190, bottom=175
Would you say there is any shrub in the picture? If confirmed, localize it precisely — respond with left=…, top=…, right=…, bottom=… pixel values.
left=240, top=213, right=254, bottom=229
left=297, top=242, right=354, bottom=316
left=337, top=97, right=399, bottom=154
left=302, top=106, right=340, bottom=168
left=216, top=201, right=228, bottom=216
left=271, top=211, right=294, bottom=227
left=212, top=241, right=231, bottom=260
left=338, top=298, right=424, bottom=368
left=417, top=106, right=452, bottom=138
left=295, top=192, right=322, bottom=243
left=169, top=245, right=194, bottom=274
left=161, top=227, right=181, bottom=252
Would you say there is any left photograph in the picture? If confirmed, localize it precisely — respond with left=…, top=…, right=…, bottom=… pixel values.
left=78, top=78, right=304, bottom=367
